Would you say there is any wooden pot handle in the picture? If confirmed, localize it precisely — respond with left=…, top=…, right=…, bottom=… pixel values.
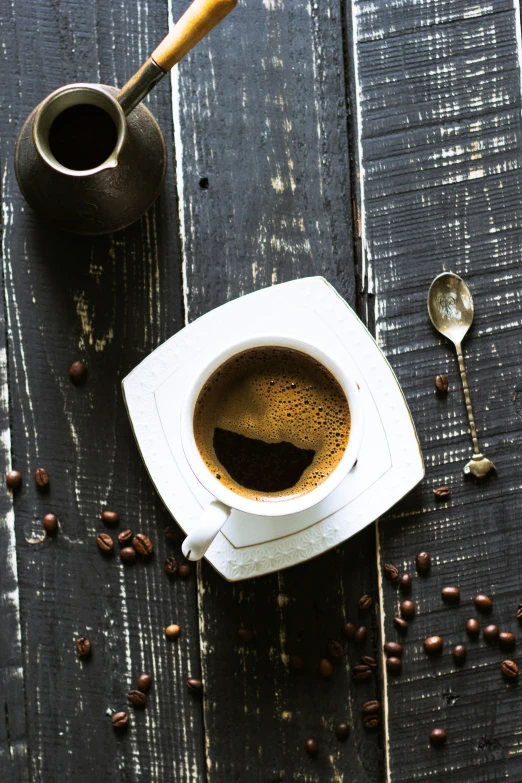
left=152, top=0, right=238, bottom=72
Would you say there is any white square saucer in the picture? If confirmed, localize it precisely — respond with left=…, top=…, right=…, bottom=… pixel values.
left=123, top=277, right=424, bottom=581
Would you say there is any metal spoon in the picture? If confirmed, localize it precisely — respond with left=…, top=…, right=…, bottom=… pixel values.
left=428, top=272, right=495, bottom=478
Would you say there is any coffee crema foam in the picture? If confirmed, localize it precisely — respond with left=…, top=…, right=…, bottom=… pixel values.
left=193, top=347, right=351, bottom=501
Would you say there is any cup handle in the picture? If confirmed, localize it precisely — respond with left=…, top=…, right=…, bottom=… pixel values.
left=181, top=500, right=231, bottom=561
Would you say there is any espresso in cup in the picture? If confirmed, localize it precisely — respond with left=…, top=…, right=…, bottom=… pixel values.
left=193, top=346, right=351, bottom=501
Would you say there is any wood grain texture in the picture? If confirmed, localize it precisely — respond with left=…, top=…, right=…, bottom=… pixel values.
left=352, top=0, right=522, bottom=780
left=173, top=0, right=382, bottom=780
left=1, top=0, right=206, bottom=781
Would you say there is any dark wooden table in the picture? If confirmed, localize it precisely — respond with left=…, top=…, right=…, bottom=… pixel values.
left=2, top=1, right=522, bottom=781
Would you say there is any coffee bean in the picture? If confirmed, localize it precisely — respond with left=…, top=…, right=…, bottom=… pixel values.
left=354, top=626, right=367, bottom=644
left=137, top=674, right=152, bottom=693
left=429, top=728, right=447, bottom=747
left=499, top=632, right=516, bottom=650
left=364, top=717, right=380, bottom=729
left=474, top=594, right=492, bottom=613
left=393, top=616, right=408, bottom=633
left=360, top=655, right=377, bottom=669
left=178, top=564, right=191, bottom=579
left=304, top=738, right=318, bottom=755
left=483, top=624, right=499, bottom=643
left=466, top=618, right=480, bottom=638
left=434, top=374, right=449, bottom=392
left=102, top=510, right=120, bottom=526
left=416, top=551, right=431, bottom=575
left=399, top=573, right=412, bottom=593
left=343, top=622, right=356, bottom=640
left=238, top=628, right=255, bottom=644
left=164, top=525, right=183, bottom=540
left=43, top=513, right=58, bottom=535
left=164, top=556, right=178, bottom=575
left=187, top=677, right=203, bottom=691
left=516, top=603, right=522, bottom=620
left=362, top=700, right=380, bottom=716
left=112, top=712, right=128, bottom=729
left=400, top=600, right=415, bottom=620
left=441, top=586, right=460, bottom=604
left=424, top=636, right=443, bottom=654
left=76, top=637, right=91, bottom=657
left=386, top=657, right=402, bottom=675
left=165, top=624, right=181, bottom=639
left=120, top=546, right=137, bottom=563
left=34, top=467, right=49, bottom=488
left=452, top=645, right=466, bottom=665
left=433, top=486, right=450, bottom=500
left=6, top=470, right=22, bottom=489
left=319, top=658, right=333, bottom=678
left=335, top=722, right=350, bottom=741
left=132, top=533, right=153, bottom=556
left=118, top=529, right=133, bottom=546
left=96, top=533, right=114, bottom=553
left=501, top=659, right=519, bottom=679
left=352, top=664, right=372, bottom=680
left=69, top=360, right=87, bottom=384
left=127, top=690, right=147, bottom=708
left=383, top=563, right=399, bottom=582
left=359, top=594, right=373, bottom=610
left=328, top=640, right=344, bottom=660
left=289, top=655, right=305, bottom=670
left=384, top=641, right=403, bottom=657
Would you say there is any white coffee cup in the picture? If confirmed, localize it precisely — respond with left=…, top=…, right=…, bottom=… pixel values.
left=180, top=335, right=363, bottom=561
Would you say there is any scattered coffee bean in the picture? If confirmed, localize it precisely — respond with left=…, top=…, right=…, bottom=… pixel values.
left=164, top=556, right=178, bottom=575
left=118, top=529, right=133, bottom=546
left=238, top=628, right=255, bottom=644
left=137, top=674, right=152, bottom=693
left=112, top=712, right=128, bottom=729
left=466, top=618, right=480, bottom=638
left=384, top=641, right=403, bottom=657
left=474, top=594, right=492, bottom=613
left=360, top=655, right=377, bottom=669
left=499, top=632, right=516, bottom=650
left=34, top=467, right=49, bottom=488
left=452, top=645, right=466, bottom=665
left=335, top=722, right=350, bottom=741
left=165, top=624, right=181, bottom=639
left=429, top=728, right=447, bottom=747
left=393, top=616, right=408, bottom=633
left=76, top=637, right=91, bottom=657
left=364, top=717, right=379, bottom=729
left=96, top=533, right=114, bottom=553
left=69, top=360, right=87, bottom=384
left=386, top=657, right=402, bottom=675
left=354, top=626, right=367, bottom=644
left=305, top=738, right=318, bottom=755
left=416, top=551, right=431, bottom=575
left=178, top=564, right=191, bottom=579
left=132, top=533, right=153, bottom=556
left=516, top=603, right=522, bottom=620
left=127, top=690, right=147, bottom=708
left=289, top=655, right=305, bottom=670
left=483, top=624, right=499, bottom=643
left=434, top=374, right=449, bottom=393
left=424, top=636, right=443, bottom=654
left=343, top=622, right=356, bottom=640
left=383, top=563, right=399, bottom=582
left=102, top=510, right=120, bottom=526
left=327, top=640, right=344, bottom=660
left=362, top=700, right=380, bottom=716
left=352, top=664, right=372, bottom=680
left=319, top=658, right=333, bottom=678
left=43, top=513, right=58, bottom=535
left=187, top=677, right=203, bottom=691
left=400, top=600, right=415, bottom=620
left=6, top=470, right=22, bottom=489
left=120, top=546, right=137, bottom=563
left=441, top=586, right=460, bottom=604
left=501, top=659, right=519, bottom=679
left=359, top=594, right=373, bottom=610
left=164, top=525, right=183, bottom=540
left=399, top=573, right=412, bottom=593
left=433, top=486, right=450, bottom=500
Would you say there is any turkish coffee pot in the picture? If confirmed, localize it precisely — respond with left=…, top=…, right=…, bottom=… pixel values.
left=15, top=0, right=237, bottom=235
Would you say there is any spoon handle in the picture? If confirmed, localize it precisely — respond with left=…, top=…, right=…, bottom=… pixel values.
left=456, top=343, right=480, bottom=455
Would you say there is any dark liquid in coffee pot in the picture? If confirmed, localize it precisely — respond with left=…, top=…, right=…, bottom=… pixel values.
left=49, top=104, right=118, bottom=171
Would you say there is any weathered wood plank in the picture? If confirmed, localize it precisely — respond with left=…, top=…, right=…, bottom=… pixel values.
left=173, top=0, right=382, bottom=780
left=2, top=0, right=206, bottom=780
left=352, top=0, right=522, bottom=780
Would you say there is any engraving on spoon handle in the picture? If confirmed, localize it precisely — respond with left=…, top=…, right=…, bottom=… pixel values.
left=456, top=344, right=480, bottom=455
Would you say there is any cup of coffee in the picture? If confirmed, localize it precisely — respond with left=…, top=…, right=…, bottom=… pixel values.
left=180, top=335, right=363, bottom=560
